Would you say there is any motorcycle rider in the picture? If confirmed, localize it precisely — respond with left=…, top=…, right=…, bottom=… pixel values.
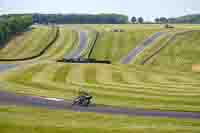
left=76, top=89, right=92, bottom=105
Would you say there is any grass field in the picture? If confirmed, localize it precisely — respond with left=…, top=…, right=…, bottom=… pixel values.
left=133, top=31, right=177, bottom=64
left=1, top=105, right=200, bottom=133
left=1, top=62, right=200, bottom=112
left=28, top=25, right=98, bottom=60
left=77, top=29, right=99, bottom=58
left=1, top=24, right=200, bottom=132
left=0, top=25, right=91, bottom=61
left=143, top=31, right=200, bottom=71
left=0, top=25, right=58, bottom=59
left=35, top=26, right=78, bottom=61
left=89, top=24, right=165, bottom=63
left=133, top=25, right=200, bottom=67
left=90, top=30, right=158, bottom=62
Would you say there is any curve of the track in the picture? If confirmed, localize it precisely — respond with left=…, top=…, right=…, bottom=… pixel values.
left=120, top=32, right=166, bottom=64
left=64, top=31, right=87, bottom=59
left=141, top=30, right=200, bottom=65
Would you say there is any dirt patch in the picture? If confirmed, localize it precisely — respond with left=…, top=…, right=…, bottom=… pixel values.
left=192, top=64, right=200, bottom=72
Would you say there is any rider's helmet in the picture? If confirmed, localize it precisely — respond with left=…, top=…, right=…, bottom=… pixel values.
left=78, top=88, right=89, bottom=96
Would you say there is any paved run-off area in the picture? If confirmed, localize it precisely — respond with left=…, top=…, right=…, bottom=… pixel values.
left=0, top=64, right=17, bottom=72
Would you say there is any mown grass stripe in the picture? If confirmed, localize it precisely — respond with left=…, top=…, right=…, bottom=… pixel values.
left=83, top=65, right=97, bottom=84
left=53, top=64, right=72, bottom=83
left=3, top=28, right=43, bottom=58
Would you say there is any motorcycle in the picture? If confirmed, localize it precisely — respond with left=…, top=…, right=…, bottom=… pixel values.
left=72, top=91, right=92, bottom=106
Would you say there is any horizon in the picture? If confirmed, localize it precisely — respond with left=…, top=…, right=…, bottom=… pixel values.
left=1, top=0, right=200, bottom=21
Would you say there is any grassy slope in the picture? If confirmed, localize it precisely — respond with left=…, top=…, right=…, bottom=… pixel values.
left=1, top=24, right=200, bottom=132
left=134, top=24, right=200, bottom=67
left=87, top=24, right=163, bottom=63
left=0, top=25, right=81, bottom=62
left=0, top=105, right=200, bottom=133
left=0, top=25, right=57, bottom=59
left=0, top=27, right=40, bottom=58
left=1, top=62, right=200, bottom=112
left=133, top=31, right=177, bottom=64
left=81, top=30, right=98, bottom=58
left=62, top=25, right=99, bottom=58
left=145, top=31, right=200, bottom=71
left=90, top=30, right=158, bottom=63
left=35, top=26, right=78, bottom=61
left=85, top=24, right=163, bottom=31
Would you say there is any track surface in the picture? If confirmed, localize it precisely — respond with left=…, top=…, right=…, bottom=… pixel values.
left=0, top=91, right=200, bottom=119
left=64, top=31, right=87, bottom=59
left=141, top=30, right=200, bottom=65
left=0, top=64, right=17, bottom=72
left=120, top=32, right=165, bottom=64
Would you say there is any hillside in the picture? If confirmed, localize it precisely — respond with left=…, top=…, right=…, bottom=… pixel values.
left=139, top=31, right=200, bottom=71
left=0, top=24, right=200, bottom=132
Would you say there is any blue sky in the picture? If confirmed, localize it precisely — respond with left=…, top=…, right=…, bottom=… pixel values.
left=0, top=0, right=200, bottom=20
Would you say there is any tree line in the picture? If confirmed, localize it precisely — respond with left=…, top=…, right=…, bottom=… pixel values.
left=167, top=14, right=200, bottom=24
left=33, top=14, right=195, bottom=24
left=131, top=16, right=144, bottom=24
left=32, top=14, right=129, bottom=24
left=0, top=15, right=33, bottom=46
left=153, top=15, right=200, bottom=24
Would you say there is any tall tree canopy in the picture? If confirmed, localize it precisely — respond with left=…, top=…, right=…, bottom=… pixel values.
left=32, top=14, right=129, bottom=24
left=0, top=15, right=32, bottom=46
left=131, top=16, right=137, bottom=23
left=138, top=17, right=144, bottom=24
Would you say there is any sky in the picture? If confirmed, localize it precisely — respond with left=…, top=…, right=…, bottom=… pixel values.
left=0, top=0, right=200, bottom=20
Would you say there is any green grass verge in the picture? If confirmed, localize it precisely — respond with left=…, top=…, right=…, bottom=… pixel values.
left=133, top=31, right=176, bottom=64
left=145, top=31, right=200, bottom=71
left=36, top=26, right=78, bottom=61
left=0, top=25, right=57, bottom=59
left=0, top=105, right=200, bottom=133
left=90, top=30, right=159, bottom=63
left=1, top=24, right=200, bottom=132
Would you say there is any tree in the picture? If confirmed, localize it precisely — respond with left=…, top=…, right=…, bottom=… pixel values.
left=0, top=15, right=33, bottom=47
left=168, top=18, right=176, bottom=23
left=138, top=17, right=144, bottom=24
left=159, top=17, right=168, bottom=23
left=131, top=16, right=137, bottom=23
left=154, top=18, right=160, bottom=23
